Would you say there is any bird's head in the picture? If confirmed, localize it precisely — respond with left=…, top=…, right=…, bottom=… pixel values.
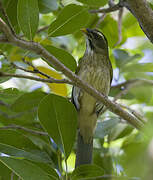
left=81, top=28, right=108, bottom=54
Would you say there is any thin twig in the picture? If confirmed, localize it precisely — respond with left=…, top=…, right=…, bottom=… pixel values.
left=114, top=7, right=124, bottom=46
left=120, top=103, right=146, bottom=123
left=22, top=58, right=51, bottom=79
left=36, top=25, right=50, bottom=34
left=11, top=62, right=37, bottom=74
left=0, top=124, right=48, bottom=136
left=0, top=71, right=72, bottom=84
left=89, top=3, right=123, bottom=14
left=11, top=59, right=51, bottom=79
left=96, top=14, right=106, bottom=28
left=20, top=25, right=50, bottom=38
left=113, top=79, right=139, bottom=101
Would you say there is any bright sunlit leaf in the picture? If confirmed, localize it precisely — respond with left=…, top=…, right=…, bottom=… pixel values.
left=35, top=66, right=68, bottom=96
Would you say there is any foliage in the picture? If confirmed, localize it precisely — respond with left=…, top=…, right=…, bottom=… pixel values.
left=0, top=0, right=153, bottom=179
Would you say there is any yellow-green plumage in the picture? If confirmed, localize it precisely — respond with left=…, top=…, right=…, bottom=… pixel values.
left=75, top=50, right=112, bottom=143
left=72, top=28, right=113, bottom=166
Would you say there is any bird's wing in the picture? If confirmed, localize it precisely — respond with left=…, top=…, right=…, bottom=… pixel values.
left=72, top=85, right=81, bottom=110
left=71, top=57, right=85, bottom=110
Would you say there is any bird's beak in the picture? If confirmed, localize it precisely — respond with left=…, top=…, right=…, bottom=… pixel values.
left=81, top=28, right=88, bottom=34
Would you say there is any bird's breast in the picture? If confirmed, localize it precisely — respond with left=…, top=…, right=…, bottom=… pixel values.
left=78, top=63, right=111, bottom=95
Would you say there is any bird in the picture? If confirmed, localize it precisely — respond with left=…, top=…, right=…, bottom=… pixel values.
left=72, top=28, right=113, bottom=167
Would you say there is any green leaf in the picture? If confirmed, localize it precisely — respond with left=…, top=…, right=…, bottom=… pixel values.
left=0, top=109, right=37, bottom=126
left=94, top=118, right=120, bottom=139
left=32, top=162, right=60, bottom=180
left=43, top=45, right=77, bottom=71
left=0, top=143, right=51, bottom=163
left=0, top=88, right=23, bottom=104
left=113, top=49, right=141, bottom=68
left=1, top=0, right=20, bottom=33
left=0, top=130, right=38, bottom=150
left=11, top=91, right=47, bottom=112
left=129, top=85, right=153, bottom=103
left=77, top=0, right=108, bottom=7
left=122, top=12, right=144, bottom=37
left=17, top=0, right=39, bottom=40
left=38, top=94, right=77, bottom=159
left=0, top=157, right=53, bottom=180
left=99, top=15, right=118, bottom=48
left=0, top=161, right=18, bottom=180
left=38, top=0, right=58, bottom=14
left=122, top=63, right=153, bottom=72
left=113, top=49, right=129, bottom=68
left=71, top=164, right=105, bottom=180
left=0, top=62, right=15, bottom=83
left=48, top=4, right=91, bottom=37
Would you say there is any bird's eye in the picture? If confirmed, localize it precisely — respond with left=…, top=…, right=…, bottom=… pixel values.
left=92, top=31, right=105, bottom=41
left=91, top=31, right=108, bottom=49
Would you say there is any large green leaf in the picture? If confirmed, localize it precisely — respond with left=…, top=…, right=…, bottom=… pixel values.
left=11, top=91, right=47, bottom=112
left=77, top=0, right=108, bottom=7
left=43, top=45, right=77, bottom=71
left=17, top=0, right=39, bottom=40
left=48, top=4, right=91, bottom=37
left=0, top=130, right=38, bottom=150
left=38, top=94, right=77, bottom=159
left=0, top=143, right=51, bottom=163
left=71, top=164, right=105, bottom=180
left=0, top=157, right=54, bottom=180
left=0, top=161, right=18, bottom=180
left=38, top=0, right=58, bottom=14
left=32, top=162, right=60, bottom=180
left=1, top=0, right=20, bottom=33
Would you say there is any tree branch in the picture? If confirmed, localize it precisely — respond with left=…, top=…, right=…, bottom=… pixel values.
left=89, top=2, right=123, bottom=14
left=0, top=71, right=72, bottom=84
left=100, top=79, right=146, bottom=124
left=114, top=7, right=124, bottom=46
left=20, top=25, right=50, bottom=38
left=0, top=17, right=144, bottom=130
left=21, top=58, right=51, bottom=79
left=122, top=0, right=153, bottom=43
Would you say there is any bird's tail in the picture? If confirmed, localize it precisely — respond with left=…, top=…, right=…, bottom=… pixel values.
left=75, top=131, right=93, bottom=168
